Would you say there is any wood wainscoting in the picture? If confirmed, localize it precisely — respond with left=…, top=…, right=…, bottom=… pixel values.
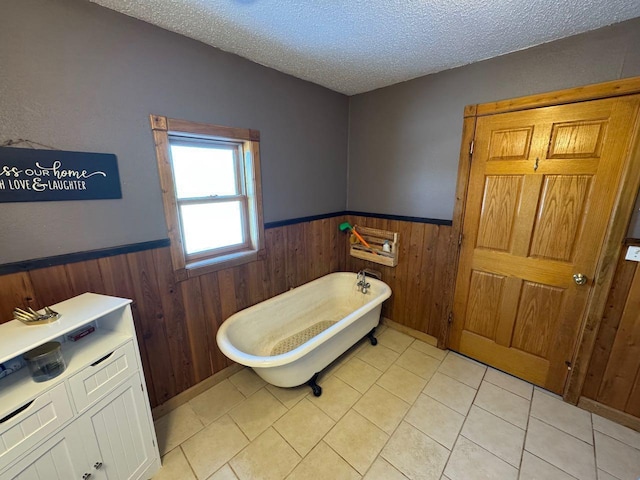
left=581, top=239, right=640, bottom=424
left=0, top=214, right=453, bottom=408
left=344, top=214, right=453, bottom=339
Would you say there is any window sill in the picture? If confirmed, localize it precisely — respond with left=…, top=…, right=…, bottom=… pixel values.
left=183, top=249, right=261, bottom=279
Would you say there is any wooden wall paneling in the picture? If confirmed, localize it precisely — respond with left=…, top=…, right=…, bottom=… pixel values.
left=390, top=219, right=411, bottom=324
left=126, top=249, right=177, bottom=404
left=64, top=259, right=105, bottom=297
left=199, top=272, right=230, bottom=372
left=180, top=276, right=214, bottom=384
left=418, top=225, right=441, bottom=336
left=248, top=259, right=270, bottom=307
left=430, top=226, right=452, bottom=339
left=340, top=215, right=451, bottom=340
left=423, top=225, right=440, bottom=335
left=97, top=254, right=159, bottom=407
left=232, top=264, right=251, bottom=312
left=0, top=216, right=454, bottom=409
left=404, top=222, right=428, bottom=331
left=285, top=223, right=307, bottom=289
left=265, top=227, right=287, bottom=298
left=582, top=247, right=638, bottom=399
left=28, top=265, right=75, bottom=309
left=596, top=267, right=640, bottom=411
left=329, top=216, right=344, bottom=273
left=387, top=218, right=406, bottom=324
left=424, top=226, right=444, bottom=338
left=0, top=272, right=36, bottom=323
left=97, top=255, right=136, bottom=299
left=626, top=366, right=640, bottom=417
left=306, top=219, right=323, bottom=280
left=320, top=218, right=333, bottom=277
left=152, top=247, right=196, bottom=394
left=218, top=268, right=239, bottom=321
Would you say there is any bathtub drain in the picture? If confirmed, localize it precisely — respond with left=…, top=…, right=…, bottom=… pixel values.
left=270, top=321, right=336, bottom=356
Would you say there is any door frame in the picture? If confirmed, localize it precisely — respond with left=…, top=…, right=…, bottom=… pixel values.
left=439, top=76, right=640, bottom=404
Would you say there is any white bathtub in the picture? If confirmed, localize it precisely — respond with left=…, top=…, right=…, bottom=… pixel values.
left=216, top=272, right=392, bottom=392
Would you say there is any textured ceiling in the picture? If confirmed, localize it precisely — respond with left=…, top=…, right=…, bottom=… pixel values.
left=89, top=0, right=640, bottom=95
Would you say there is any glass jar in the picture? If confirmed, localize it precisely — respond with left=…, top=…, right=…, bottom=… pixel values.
left=23, top=341, right=66, bottom=382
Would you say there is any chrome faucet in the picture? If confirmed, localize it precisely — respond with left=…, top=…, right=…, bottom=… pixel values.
left=357, top=270, right=371, bottom=294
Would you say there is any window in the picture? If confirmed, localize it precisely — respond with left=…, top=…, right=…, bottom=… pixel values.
left=150, top=115, right=264, bottom=279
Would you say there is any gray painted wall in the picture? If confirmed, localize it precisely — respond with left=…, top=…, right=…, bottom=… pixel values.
left=348, top=18, right=640, bottom=238
left=0, top=0, right=349, bottom=264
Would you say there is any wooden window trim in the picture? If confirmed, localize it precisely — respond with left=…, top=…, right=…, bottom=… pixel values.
left=150, top=114, right=264, bottom=281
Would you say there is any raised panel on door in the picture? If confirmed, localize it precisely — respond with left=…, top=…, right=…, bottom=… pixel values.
left=0, top=424, right=87, bottom=480
left=80, top=374, right=154, bottom=480
left=547, top=120, right=607, bottom=159
left=464, top=270, right=504, bottom=340
left=476, top=176, right=522, bottom=252
left=452, top=94, right=640, bottom=393
left=488, top=126, right=534, bottom=161
left=529, top=175, right=592, bottom=262
left=510, top=281, right=565, bottom=358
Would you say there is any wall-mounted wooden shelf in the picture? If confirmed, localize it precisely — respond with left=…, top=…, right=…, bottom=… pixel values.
left=349, top=225, right=399, bottom=267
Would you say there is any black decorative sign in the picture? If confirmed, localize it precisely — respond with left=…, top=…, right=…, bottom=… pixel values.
left=0, top=147, right=122, bottom=202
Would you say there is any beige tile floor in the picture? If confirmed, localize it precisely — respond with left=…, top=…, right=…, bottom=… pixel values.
left=152, top=325, right=640, bottom=480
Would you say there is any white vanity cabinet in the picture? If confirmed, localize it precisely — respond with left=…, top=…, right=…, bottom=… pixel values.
left=0, top=293, right=160, bottom=480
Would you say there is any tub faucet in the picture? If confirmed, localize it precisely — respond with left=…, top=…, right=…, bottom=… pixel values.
left=357, top=270, right=370, bottom=294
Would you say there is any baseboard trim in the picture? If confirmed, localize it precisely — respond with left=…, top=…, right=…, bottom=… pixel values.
left=381, top=317, right=439, bottom=347
left=578, top=396, right=640, bottom=432
left=152, top=363, right=243, bottom=420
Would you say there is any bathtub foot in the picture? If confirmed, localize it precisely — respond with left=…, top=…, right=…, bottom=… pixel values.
left=367, top=328, right=378, bottom=346
left=307, top=373, right=322, bottom=397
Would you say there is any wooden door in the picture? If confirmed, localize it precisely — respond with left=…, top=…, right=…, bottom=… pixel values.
left=450, top=94, right=640, bottom=394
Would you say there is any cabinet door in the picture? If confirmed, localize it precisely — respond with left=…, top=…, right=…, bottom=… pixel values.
left=79, top=374, right=155, bottom=480
left=0, top=423, right=88, bottom=480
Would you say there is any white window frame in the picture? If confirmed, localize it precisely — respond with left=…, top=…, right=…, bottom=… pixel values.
left=150, top=115, right=265, bottom=280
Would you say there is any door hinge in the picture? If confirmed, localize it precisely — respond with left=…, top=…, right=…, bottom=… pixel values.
left=448, top=312, right=453, bottom=324
left=565, top=360, right=572, bottom=371
left=141, top=383, right=144, bottom=392
left=458, top=233, right=463, bottom=248
left=469, top=140, right=474, bottom=156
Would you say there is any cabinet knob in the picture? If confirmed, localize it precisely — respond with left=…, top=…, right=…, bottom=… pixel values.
left=82, top=474, right=92, bottom=479
left=94, top=462, right=103, bottom=469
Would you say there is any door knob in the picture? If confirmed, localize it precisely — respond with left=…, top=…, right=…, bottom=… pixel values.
left=573, top=273, right=587, bottom=285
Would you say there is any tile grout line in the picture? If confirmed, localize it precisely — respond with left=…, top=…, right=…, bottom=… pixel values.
left=529, top=414, right=595, bottom=446
left=333, top=340, right=447, bottom=478
left=594, top=428, right=640, bottom=451
left=523, top=451, right=581, bottom=480
left=518, top=374, right=534, bottom=474
left=590, top=412, right=599, bottom=480
left=177, top=445, right=200, bottom=480
left=481, top=376, right=533, bottom=401
left=439, top=357, right=487, bottom=478
left=523, top=401, right=596, bottom=480
left=472, top=401, right=529, bottom=431
left=340, top=336, right=444, bottom=477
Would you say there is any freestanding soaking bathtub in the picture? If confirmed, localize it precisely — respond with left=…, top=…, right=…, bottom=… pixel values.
left=216, top=272, right=392, bottom=395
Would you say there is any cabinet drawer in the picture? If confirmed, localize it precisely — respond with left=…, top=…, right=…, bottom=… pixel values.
left=0, top=383, right=73, bottom=469
left=69, top=341, right=137, bottom=413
